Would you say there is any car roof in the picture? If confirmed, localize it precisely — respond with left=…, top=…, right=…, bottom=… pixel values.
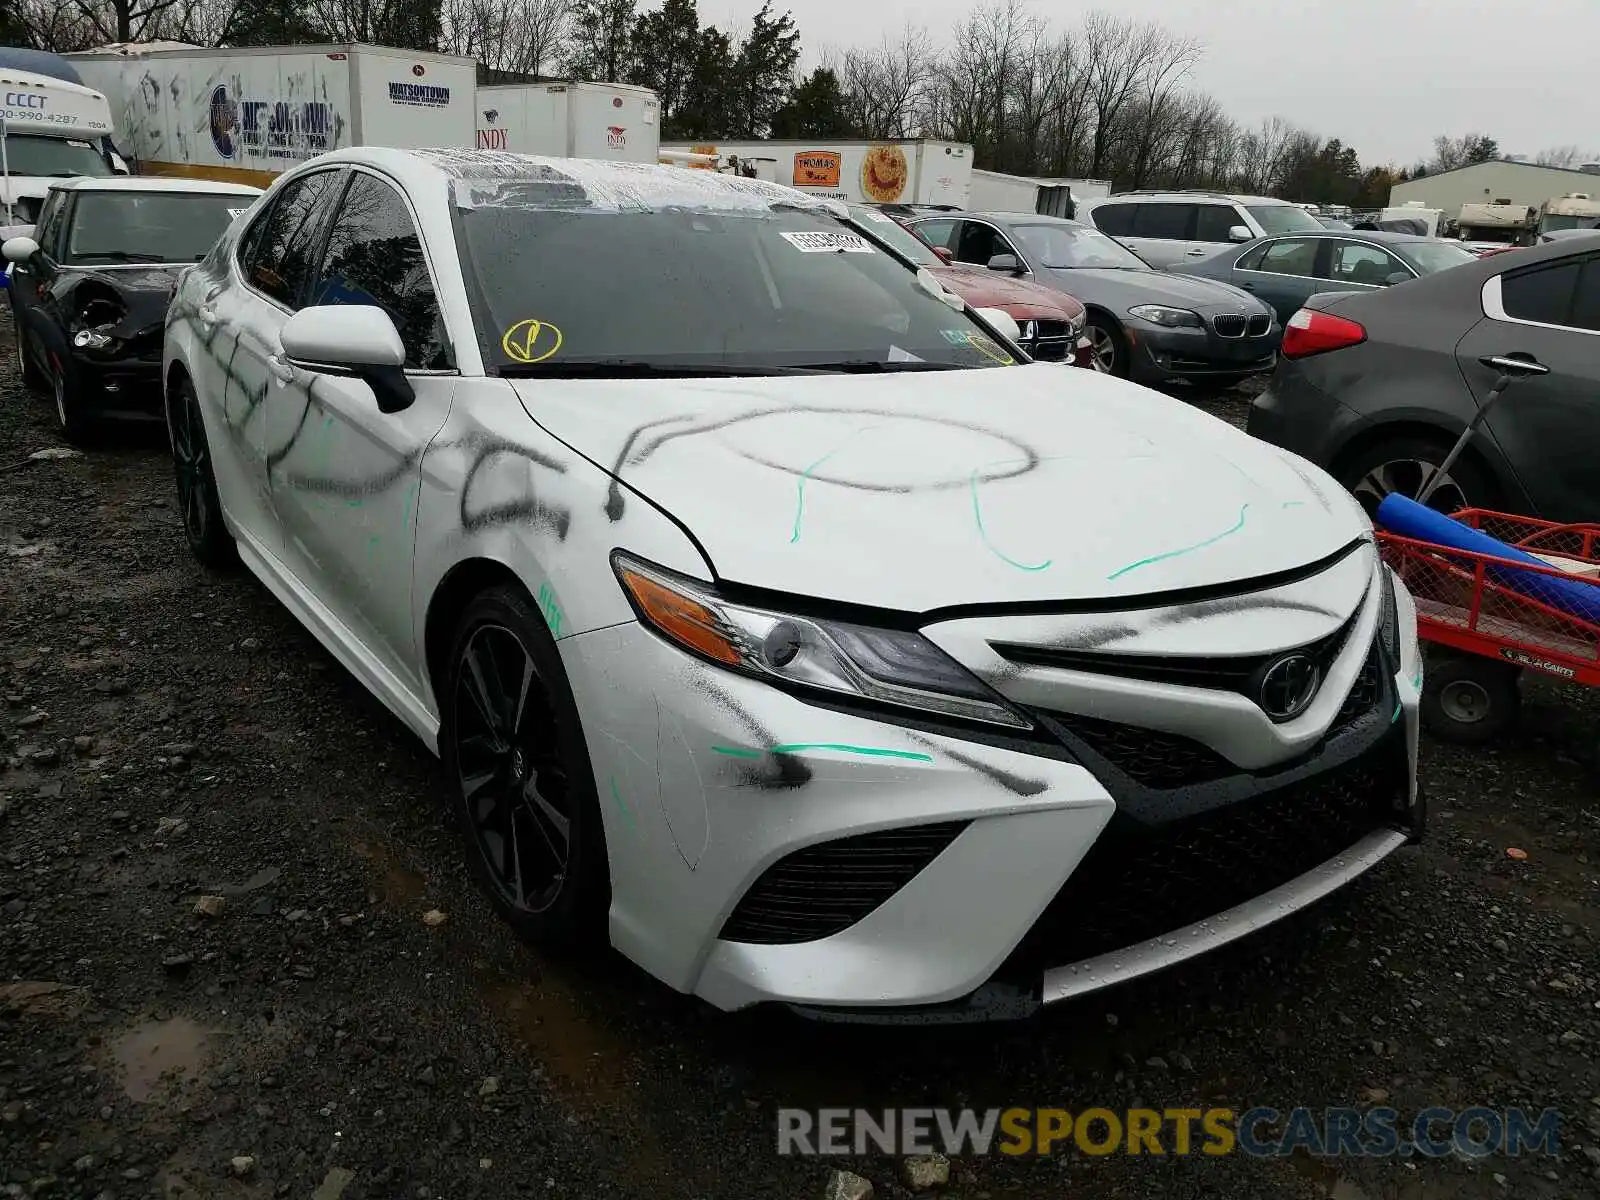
left=305, top=146, right=844, bottom=216
left=954, top=212, right=1092, bottom=229
left=50, top=176, right=262, bottom=197
left=1094, top=193, right=1290, bottom=207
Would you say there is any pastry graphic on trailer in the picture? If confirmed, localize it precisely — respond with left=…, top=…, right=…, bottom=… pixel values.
left=861, top=143, right=908, bottom=203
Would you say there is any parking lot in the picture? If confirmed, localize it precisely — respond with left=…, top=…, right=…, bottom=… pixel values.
left=1, top=329, right=1597, bottom=1200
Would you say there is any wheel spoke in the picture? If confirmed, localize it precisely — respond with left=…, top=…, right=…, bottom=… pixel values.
left=509, top=648, right=536, bottom=736
left=461, top=767, right=500, bottom=807
left=522, top=775, right=570, bottom=862
left=461, top=643, right=504, bottom=735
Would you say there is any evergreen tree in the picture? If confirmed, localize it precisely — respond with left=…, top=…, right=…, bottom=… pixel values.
left=631, top=0, right=701, bottom=136
left=731, top=1, right=798, bottom=137
left=566, top=0, right=637, bottom=82
left=769, top=67, right=852, bottom=138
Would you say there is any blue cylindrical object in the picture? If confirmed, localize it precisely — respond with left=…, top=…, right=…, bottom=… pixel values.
left=1377, top=494, right=1600, bottom=625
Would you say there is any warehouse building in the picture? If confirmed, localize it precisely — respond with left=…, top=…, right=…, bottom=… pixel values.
left=1389, top=159, right=1600, bottom=212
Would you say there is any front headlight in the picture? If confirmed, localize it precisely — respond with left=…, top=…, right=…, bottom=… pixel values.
left=1127, top=304, right=1202, bottom=328
left=613, top=553, right=1030, bottom=729
left=73, top=328, right=117, bottom=351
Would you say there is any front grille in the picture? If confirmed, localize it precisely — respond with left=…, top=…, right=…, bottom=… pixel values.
left=993, top=615, right=1358, bottom=712
left=1334, top=651, right=1382, bottom=730
left=1019, top=320, right=1073, bottom=362
left=720, top=821, right=968, bottom=945
left=1247, top=313, right=1272, bottom=336
left=1212, top=314, right=1247, bottom=337
left=1002, top=737, right=1402, bottom=971
left=1044, top=712, right=1236, bottom=788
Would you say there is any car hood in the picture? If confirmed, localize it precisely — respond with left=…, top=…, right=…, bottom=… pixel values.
left=1046, top=267, right=1267, bottom=314
left=58, top=265, right=183, bottom=344
left=933, top=264, right=1085, bottom=319
left=513, top=365, right=1363, bottom=612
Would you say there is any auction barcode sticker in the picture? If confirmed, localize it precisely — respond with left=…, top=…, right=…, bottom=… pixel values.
left=778, top=231, right=874, bottom=253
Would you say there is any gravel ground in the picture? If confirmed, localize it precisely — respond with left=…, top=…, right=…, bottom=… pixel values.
left=2, top=334, right=1597, bottom=1200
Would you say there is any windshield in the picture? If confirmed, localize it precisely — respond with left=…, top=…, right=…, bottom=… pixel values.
left=3, top=135, right=110, bottom=179
left=1009, top=223, right=1148, bottom=270
left=67, top=191, right=252, bottom=264
left=847, top=205, right=941, bottom=267
left=1402, top=241, right=1478, bottom=274
left=1541, top=214, right=1600, bottom=233
left=1246, top=204, right=1324, bottom=235
left=458, top=203, right=1015, bottom=375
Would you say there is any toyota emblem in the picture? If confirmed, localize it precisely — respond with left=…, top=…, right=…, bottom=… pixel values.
left=1256, top=652, right=1321, bottom=722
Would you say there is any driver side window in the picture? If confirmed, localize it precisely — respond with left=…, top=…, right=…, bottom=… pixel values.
left=914, top=218, right=957, bottom=251
left=32, top=194, right=67, bottom=261
left=238, top=169, right=341, bottom=310
left=1326, top=241, right=1407, bottom=286
left=1253, top=238, right=1319, bottom=278
left=956, top=221, right=1015, bottom=266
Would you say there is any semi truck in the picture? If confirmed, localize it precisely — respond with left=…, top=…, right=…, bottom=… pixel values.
left=659, top=138, right=973, bottom=207
left=0, top=67, right=123, bottom=227
left=475, top=81, right=659, bottom=163
left=69, top=42, right=477, bottom=185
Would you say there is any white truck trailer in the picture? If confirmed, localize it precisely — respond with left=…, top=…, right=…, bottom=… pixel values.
left=69, top=43, right=477, bottom=185
left=475, top=81, right=659, bottom=163
left=660, top=138, right=973, bottom=207
left=1538, top=192, right=1600, bottom=236
left=967, top=168, right=1110, bottom=217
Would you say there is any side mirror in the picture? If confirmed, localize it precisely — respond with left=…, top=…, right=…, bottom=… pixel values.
left=110, top=153, right=130, bottom=175
left=974, top=306, right=1021, bottom=344
left=987, top=252, right=1022, bottom=274
left=1383, top=271, right=1410, bottom=286
left=1228, top=225, right=1253, bottom=243
left=280, top=304, right=415, bottom=414
left=2, top=235, right=39, bottom=265
left=932, top=245, right=954, bottom=264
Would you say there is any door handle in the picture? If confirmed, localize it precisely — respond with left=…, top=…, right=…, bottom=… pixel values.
left=266, top=353, right=295, bottom=383
left=1239, top=281, right=1256, bottom=290
left=195, top=304, right=218, bottom=330
left=1186, top=248, right=1207, bottom=256
left=1478, top=354, right=1549, bottom=378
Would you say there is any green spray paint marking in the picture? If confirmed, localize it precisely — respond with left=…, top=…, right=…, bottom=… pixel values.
left=970, top=469, right=1052, bottom=572
left=537, top=581, right=564, bottom=638
left=401, top=481, right=419, bottom=529
left=609, top=777, right=636, bottom=829
left=1282, top=501, right=1305, bottom=509
left=347, top=498, right=365, bottom=509
left=366, top=534, right=381, bottom=557
left=1392, top=701, right=1402, bottom=723
left=1107, top=503, right=1250, bottom=582
left=790, top=426, right=879, bottom=544
left=713, top=743, right=932, bottom=763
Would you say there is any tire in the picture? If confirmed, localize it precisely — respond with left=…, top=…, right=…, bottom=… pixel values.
left=1420, top=653, right=1521, bottom=745
left=1337, top=433, right=1501, bottom=522
left=1084, top=315, right=1128, bottom=377
left=440, top=585, right=610, bottom=948
left=13, top=310, right=45, bottom=392
left=49, top=356, right=94, bottom=445
left=169, top=375, right=235, bottom=567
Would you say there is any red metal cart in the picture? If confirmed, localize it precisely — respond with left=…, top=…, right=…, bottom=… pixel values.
left=1377, top=509, right=1600, bottom=742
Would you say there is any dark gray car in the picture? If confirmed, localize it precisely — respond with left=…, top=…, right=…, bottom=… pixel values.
left=1249, top=233, right=1600, bottom=523
left=1171, top=231, right=1478, bottom=324
left=910, top=212, right=1278, bottom=388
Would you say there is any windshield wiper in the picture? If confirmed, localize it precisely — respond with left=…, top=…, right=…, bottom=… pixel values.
left=77, top=250, right=169, bottom=263
left=803, top=360, right=971, bottom=373
left=497, top=359, right=811, bottom=379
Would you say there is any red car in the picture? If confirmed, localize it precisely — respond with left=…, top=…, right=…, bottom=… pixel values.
left=850, top=205, right=1096, bottom=368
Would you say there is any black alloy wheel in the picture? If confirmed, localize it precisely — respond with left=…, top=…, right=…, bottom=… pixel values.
left=444, top=587, right=608, bottom=945
left=170, top=377, right=234, bottom=565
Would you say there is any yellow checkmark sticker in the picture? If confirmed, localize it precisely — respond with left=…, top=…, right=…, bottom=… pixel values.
left=501, top=318, right=563, bottom=365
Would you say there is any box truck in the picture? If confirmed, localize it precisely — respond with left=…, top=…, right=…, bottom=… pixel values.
left=0, top=68, right=123, bottom=226
left=475, top=81, right=659, bottom=163
left=967, top=168, right=1110, bottom=217
left=69, top=43, right=477, bottom=185
left=660, top=138, right=972, bottom=207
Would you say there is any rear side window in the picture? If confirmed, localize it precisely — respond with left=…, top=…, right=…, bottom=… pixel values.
left=1571, top=259, right=1600, bottom=331
left=1133, top=203, right=1195, bottom=240
left=240, top=169, right=340, bottom=309
left=1195, top=204, right=1241, bottom=243
left=1500, top=260, right=1580, bottom=325
left=1090, top=203, right=1136, bottom=236
left=310, top=172, right=450, bottom=370
left=1254, top=238, right=1319, bottom=277
left=913, top=218, right=958, bottom=250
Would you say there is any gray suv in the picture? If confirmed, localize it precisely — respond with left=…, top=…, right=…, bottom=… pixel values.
left=1083, top=192, right=1325, bottom=269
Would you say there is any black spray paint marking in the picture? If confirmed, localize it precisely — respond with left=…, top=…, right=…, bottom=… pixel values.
left=907, top=736, right=1047, bottom=798
left=457, top=437, right=572, bottom=538
left=686, top=675, right=813, bottom=791
left=604, top=406, right=1041, bottom=521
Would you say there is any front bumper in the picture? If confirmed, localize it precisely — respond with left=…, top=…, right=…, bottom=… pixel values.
left=561, top=559, right=1423, bottom=1018
left=1129, top=320, right=1279, bottom=383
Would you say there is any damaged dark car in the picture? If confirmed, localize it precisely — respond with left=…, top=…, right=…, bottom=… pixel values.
left=4, top=177, right=261, bottom=441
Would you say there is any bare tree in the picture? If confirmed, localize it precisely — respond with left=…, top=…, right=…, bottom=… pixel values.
left=442, top=0, right=568, bottom=78
left=834, top=25, right=932, bottom=139
left=1534, top=145, right=1599, bottom=169
left=1124, top=26, right=1199, bottom=188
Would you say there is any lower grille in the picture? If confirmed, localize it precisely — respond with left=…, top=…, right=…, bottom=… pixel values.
left=1212, top=314, right=1246, bottom=337
left=1045, top=712, right=1236, bottom=788
left=720, top=821, right=968, bottom=945
left=1247, top=313, right=1272, bottom=336
left=1003, top=737, right=1403, bottom=970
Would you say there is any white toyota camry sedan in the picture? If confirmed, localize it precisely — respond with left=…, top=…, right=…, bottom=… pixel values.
left=163, top=148, right=1425, bottom=1021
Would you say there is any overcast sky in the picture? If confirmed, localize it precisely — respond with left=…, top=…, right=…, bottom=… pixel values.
left=767, top=0, right=1598, bottom=169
